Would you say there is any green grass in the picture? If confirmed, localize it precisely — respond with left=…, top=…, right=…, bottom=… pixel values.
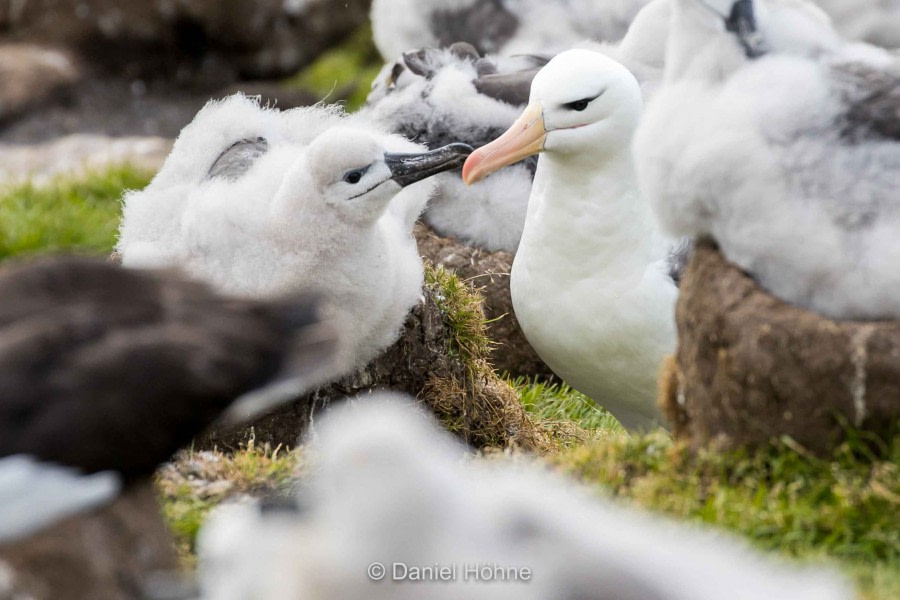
left=284, top=25, right=383, bottom=111
left=0, top=165, right=152, bottom=260
left=514, top=377, right=623, bottom=434
left=426, top=264, right=493, bottom=364
left=157, top=441, right=302, bottom=563
left=551, top=428, right=900, bottom=600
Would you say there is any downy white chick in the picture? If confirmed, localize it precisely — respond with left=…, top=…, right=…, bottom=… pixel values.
left=118, top=94, right=471, bottom=381
left=634, top=0, right=900, bottom=320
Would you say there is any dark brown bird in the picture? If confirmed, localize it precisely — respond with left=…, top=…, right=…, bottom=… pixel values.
left=0, top=256, right=336, bottom=543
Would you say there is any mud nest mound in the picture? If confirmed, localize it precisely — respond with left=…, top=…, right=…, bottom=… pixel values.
left=0, top=483, right=176, bottom=600
left=414, top=223, right=552, bottom=379
left=660, top=239, right=900, bottom=455
left=204, top=264, right=542, bottom=451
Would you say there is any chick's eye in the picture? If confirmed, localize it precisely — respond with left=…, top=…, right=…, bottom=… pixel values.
left=344, top=170, right=364, bottom=184
left=564, top=99, right=591, bottom=112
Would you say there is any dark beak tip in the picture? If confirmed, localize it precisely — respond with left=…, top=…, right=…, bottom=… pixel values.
left=448, top=142, right=475, bottom=156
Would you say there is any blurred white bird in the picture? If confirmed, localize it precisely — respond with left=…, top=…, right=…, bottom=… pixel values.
left=197, top=396, right=852, bottom=600
left=370, top=0, right=653, bottom=61
left=463, top=50, right=681, bottom=430
left=814, top=0, right=900, bottom=48
left=634, top=0, right=900, bottom=320
left=118, top=94, right=471, bottom=380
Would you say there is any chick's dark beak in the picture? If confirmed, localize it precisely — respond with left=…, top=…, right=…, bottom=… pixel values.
left=725, top=0, right=767, bottom=58
left=384, top=143, right=474, bottom=188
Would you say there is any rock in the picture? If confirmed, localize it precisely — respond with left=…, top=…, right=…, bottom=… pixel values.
left=0, top=483, right=177, bottom=600
left=0, top=134, right=172, bottom=185
left=203, top=266, right=543, bottom=452
left=414, top=223, right=553, bottom=379
left=0, top=44, right=81, bottom=124
left=663, top=239, right=900, bottom=455
left=1, top=0, right=372, bottom=80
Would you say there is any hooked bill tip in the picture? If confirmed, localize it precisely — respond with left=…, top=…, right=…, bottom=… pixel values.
left=461, top=150, right=485, bottom=186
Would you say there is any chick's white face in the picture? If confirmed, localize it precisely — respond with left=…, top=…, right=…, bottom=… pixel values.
left=534, top=50, right=644, bottom=156
left=307, top=129, right=402, bottom=224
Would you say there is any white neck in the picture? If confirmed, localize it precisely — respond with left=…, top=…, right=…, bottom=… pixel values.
left=518, top=147, right=659, bottom=287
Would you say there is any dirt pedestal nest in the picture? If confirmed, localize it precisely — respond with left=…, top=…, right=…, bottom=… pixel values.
left=205, top=265, right=543, bottom=452
left=660, top=240, right=900, bottom=455
left=0, top=483, right=177, bottom=600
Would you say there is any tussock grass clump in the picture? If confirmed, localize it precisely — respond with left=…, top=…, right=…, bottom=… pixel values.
left=157, top=440, right=303, bottom=563
left=551, top=432, right=900, bottom=600
left=205, top=264, right=544, bottom=453
left=0, top=165, right=152, bottom=260
left=420, top=264, right=541, bottom=450
left=425, top=264, right=493, bottom=363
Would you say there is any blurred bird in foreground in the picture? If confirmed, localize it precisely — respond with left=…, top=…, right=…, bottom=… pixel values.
left=0, top=256, right=337, bottom=544
left=198, top=396, right=852, bottom=600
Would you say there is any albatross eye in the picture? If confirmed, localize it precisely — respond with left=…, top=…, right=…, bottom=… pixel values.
left=566, top=99, right=590, bottom=112
left=343, top=166, right=369, bottom=185
left=563, top=92, right=603, bottom=112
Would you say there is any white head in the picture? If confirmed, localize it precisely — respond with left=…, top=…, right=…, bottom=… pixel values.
left=283, top=128, right=473, bottom=226
left=463, top=49, right=643, bottom=183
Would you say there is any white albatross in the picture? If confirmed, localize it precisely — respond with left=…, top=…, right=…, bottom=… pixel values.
left=463, top=49, right=679, bottom=430
left=197, top=397, right=852, bottom=600
left=634, top=0, right=900, bottom=320
left=118, top=95, right=471, bottom=382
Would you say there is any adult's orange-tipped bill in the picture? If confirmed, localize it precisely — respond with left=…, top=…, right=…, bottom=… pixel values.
left=462, top=102, right=547, bottom=185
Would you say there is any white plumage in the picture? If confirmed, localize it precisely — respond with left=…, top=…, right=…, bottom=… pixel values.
left=0, top=456, right=120, bottom=543
left=197, top=396, right=852, bottom=600
left=371, top=0, right=653, bottom=61
left=634, top=0, right=900, bottom=320
left=464, top=50, right=679, bottom=430
left=118, top=94, right=467, bottom=380
left=362, top=47, right=539, bottom=251
left=364, top=1, right=677, bottom=252
left=814, top=0, right=900, bottom=48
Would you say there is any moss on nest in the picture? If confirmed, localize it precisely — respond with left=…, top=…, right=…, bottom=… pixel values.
left=204, top=263, right=544, bottom=452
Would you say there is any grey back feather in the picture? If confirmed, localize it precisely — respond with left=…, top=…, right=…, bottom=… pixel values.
left=667, top=238, right=695, bottom=286
left=834, top=62, right=900, bottom=143
left=207, top=137, right=269, bottom=181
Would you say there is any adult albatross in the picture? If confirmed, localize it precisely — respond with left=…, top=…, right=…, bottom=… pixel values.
left=464, top=49, right=679, bottom=430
